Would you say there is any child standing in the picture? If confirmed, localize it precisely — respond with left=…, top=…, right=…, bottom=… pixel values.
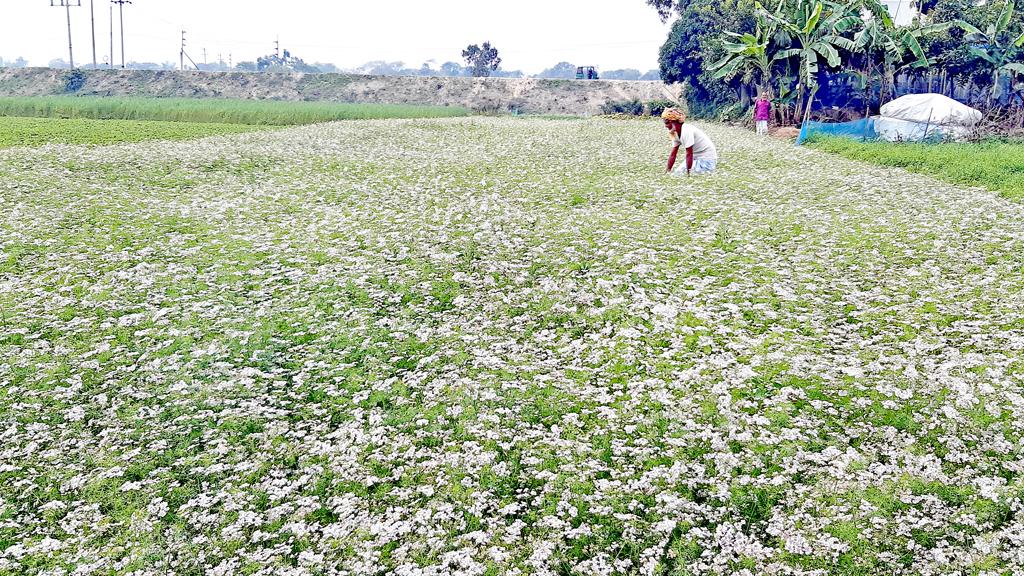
left=753, top=93, right=771, bottom=136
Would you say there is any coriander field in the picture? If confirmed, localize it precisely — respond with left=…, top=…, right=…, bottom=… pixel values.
left=2, top=118, right=1024, bottom=576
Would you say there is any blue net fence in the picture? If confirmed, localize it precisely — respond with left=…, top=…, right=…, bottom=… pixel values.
left=796, top=118, right=876, bottom=144
left=797, top=116, right=959, bottom=145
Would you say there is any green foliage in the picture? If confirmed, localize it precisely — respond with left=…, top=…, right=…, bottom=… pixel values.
left=645, top=99, right=678, bottom=116
left=656, top=0, right=758, bottom=115
left=757, top=0, right=865, bottom=123
left=599, top=99, right=684, bottom=116
left=462, top=42, right=502, bottom=77
left=659, top=0, right=757, bottom=88
left=601, top=99, right=645, bottom=115
left=806, top=135, right=1024, bottom=200
left=710, top=12, right=790, bottom=92
left=538, top=61, right=578, bottom=79
left=653, top=0, right=1006, bottom=120
left=255, top=48, right=320, bottom=73
left=839, top=3, right=951, bottom=109
left=0, top=116, right=264, bottom=148
left=716, top=100, right=751, bottom=121
left=62, top=69, right=87, bottom=93
left=0, top=96, right=470, bottom=126
left=954, top=0, right=1024, bottom=98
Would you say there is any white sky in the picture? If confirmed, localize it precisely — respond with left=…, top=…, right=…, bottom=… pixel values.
left=1, top=1, right=673, bottom=74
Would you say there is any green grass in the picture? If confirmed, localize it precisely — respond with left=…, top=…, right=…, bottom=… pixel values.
left=806, top=136, right=1024, bottom=201
left=0, top=116, right=265, bottom=148
left=0, top=96, right=470, bottom=126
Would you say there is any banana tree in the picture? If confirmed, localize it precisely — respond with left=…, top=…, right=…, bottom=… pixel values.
left=709, top=13, right=789, bottom=96
left=758, top=0, right=865, bottom=125
left=957, top=0, right=1024, bottom=102
left=837, top=5, right=951, bottom=117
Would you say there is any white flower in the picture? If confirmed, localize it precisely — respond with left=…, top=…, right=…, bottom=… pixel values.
left=64, top=406, right=85, bottom=422
left=147, top=497, right=168, bottom=519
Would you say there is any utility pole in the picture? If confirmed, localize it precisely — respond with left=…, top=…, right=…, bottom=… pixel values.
left=109, top=4, right=113, bottom=68
left=111, top=0, right=131, bottom=69
left=275, top=37, right=280, bottom=59
left=51, top=1, right=81, bottom=70
left=179, top=30, right=199, bottom=71
left=90, top=0, right=97, bottom=68
left=203, top=48, right=207, bottom=67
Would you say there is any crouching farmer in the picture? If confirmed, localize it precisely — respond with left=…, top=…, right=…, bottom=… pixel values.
left=662, top=108, right=718, bottom=176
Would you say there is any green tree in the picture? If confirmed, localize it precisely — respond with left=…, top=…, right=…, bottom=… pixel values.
left=758, top=0, right=863, bottom=124
left=0, top=57, right=29, bottom=68
left=957, top=0, right=1024, bottom=100
left=603, top=68, right=643, bottom=80
left=537, top=62, right=578, bottom=79
left=653, top=0, right=757, bottom=112
left=256, top=49, right=321, bottom=74
left=836, top=1, right=950, bottom=114
left=462, top=42, right=501, bottom=77
left=355, top=61, right=407, bottom=76
left=709, top=11, right=788, bottom=94
left=920, top=0, right=1024, bottom=101
left=440, top=62, right=466, bottom=77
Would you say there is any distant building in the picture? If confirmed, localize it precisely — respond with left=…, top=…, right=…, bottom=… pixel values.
left=882, top=0, right=920, bottom=26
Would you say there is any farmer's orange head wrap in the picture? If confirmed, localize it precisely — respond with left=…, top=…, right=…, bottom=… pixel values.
left=661, top=108, right=686, bottom=123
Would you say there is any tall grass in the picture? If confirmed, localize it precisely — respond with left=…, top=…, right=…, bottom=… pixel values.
left=0, top=116, right=265, bottom=148
left=806, top=136, right=1024, bottom=201
left=0, top=96, right=469, bottom=126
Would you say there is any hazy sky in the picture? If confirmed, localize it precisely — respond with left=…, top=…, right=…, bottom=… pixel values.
left=1, top=1, right=673, bottom=74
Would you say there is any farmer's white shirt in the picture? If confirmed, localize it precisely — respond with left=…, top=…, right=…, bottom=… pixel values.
left=673, top=124, right=718, bottom=160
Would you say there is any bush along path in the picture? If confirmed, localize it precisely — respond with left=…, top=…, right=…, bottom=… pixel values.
left=2, top=118, right=1024, bottom=575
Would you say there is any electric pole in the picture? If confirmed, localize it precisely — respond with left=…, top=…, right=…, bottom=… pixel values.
left=90, top=0, right=97, bottom=68
left=179, top=30, right=199, bottom=71
left=111, top=0, right=131, bottom=69
left=275, top=37, right=280, bottom=59
left=109, top=4, right=113, bottom=68
left=203, top=48, right=207, bottom=67
left=51, top=1, right=81, bottom=70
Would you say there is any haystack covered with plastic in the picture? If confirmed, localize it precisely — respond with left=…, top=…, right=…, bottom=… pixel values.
left=797, top=93, right=983, bottom=144
left=874, top=93, right=983, bottom=141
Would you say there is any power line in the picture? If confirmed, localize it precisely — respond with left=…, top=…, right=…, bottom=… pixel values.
left=180, top=30, right=199, bottom=71
left=50, top=0, right=81, bottom=69
left=111, top=0, right=131, bottom=68
left=89, top=0, right=97, bottom=68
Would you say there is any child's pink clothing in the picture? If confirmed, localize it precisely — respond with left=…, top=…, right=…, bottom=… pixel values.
left=754, top=99, right=771, bottom=121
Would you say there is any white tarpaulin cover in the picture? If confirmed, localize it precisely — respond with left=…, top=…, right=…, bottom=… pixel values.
left=874, top=93, right=982, bottom=141
left=879, top=93, right=982, bottom=126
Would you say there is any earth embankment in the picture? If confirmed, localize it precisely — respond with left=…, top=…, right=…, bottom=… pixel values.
left=0, top=68, right=684, bottom=115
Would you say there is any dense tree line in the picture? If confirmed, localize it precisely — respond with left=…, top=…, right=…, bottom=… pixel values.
left=0, top=57, right=30, bottom=68
left=648, top=0, right=1024, bottom=118
left=534, top=62, right=661, bottom=80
